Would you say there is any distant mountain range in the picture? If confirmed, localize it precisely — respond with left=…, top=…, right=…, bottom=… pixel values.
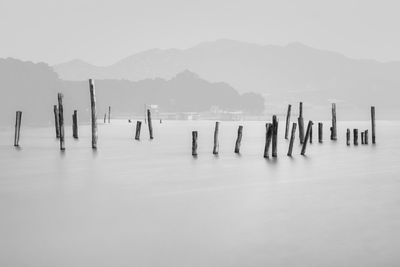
left=0, top=58, right=263, bottom=125
left=53, top=39, right=400, bottom=119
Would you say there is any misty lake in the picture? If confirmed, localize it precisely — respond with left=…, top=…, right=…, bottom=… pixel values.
left=0, top=120, right=399, bottom=266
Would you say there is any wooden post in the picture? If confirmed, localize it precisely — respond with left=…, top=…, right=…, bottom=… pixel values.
left=89, top=79, right=98, bottom=149
left=287, top=123, right=297, bottom=156
left=53, top=105, right=60, bottom=138
left=301, top=121, right=313, bottom=155
left=213, top=121, right=219, bottom=155
left=284, top=104, right=291, bottom=139
left=346, top=129, right=350, bottom=146
left=147, top=109, right=153, bottom=139
left=264, top=123, right=273, bottom=158
left=58, top=93, right=65, bottom=150
left=361, top=132, right=365, bottom=144
left=309, top=124, right=313, bottom=144
left=135, top=121, right=142, bottom=140
left=298, top=117, right=304, bottom=144
left=14, top=111, right=22, bottom=147
left=234, top=125, right=243, bottom=153
left=331, top=103, right=337, bottom=140
left=108, top=106, right=111, bottom=123
left=371, top=106, right=376, bottom=144
left=299, top=102, right=303, bottom=118
left=192, top=131, right=198, bottom=156
left=353, top=129, right=358, bottom=146
left=318, top=123, right=323, bottom=143
left=72, top=110, right=78, bottom=139
left=365, top=130, right=369, bottom=145
left=272, top=115, right=278, bottom=157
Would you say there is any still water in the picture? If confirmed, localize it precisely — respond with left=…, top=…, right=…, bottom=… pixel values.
left=0, top=120, right=399, bottom=266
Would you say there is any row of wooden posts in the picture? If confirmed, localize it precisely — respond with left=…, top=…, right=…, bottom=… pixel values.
left=191, top=103, right=377, bottom=157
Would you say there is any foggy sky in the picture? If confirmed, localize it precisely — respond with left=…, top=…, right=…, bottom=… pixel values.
left=0, top=0, right=399, bottom=65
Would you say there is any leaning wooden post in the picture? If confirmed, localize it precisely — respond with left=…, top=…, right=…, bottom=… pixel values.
left=309, top=124, right=313, bottom=144
left=298, top=102, right=304, bottom=144
left=371, top=106, right=376, bottom=144
left=318, top=123, right=323, bottom=143
left=346, top=129, right=350, bottom=146
left=14, top=111, right=22, bottom=146
left=108, top=106, right=111, bottom=123
left=53, top=105, right=60, bottom=138
left=284, top=104, right=291, bottom=140
left=192, top=131, right=198, bottom=156
left=89, top=79, right=98, bottom=149
left=58, top=93, right=65, bottom=150
left=301, top=121, right=313, bottom=155
left=135, top=121, right=142, bottom=140
left=353, top=129, right=358, bottom=146
left=147, top=109, right=154, bottom=139
left=272, top=115, right=278, bottom=157
left=213, top=121, right=219, bottom=155
left=234, top=125, right=243, bottom=153
left=331, top=103, right=337, bottom=140
left=287, top=123, right=297, bottom=156
left=72, top=110, right=78, bottom=139
left=264, top=123, right=273, bottom=158
left=365, top=130, right=369, bottom=145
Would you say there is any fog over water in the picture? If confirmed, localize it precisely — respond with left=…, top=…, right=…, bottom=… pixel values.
left=0, top=120, right=399, bottom=266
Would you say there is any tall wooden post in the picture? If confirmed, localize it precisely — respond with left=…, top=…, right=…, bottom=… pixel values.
left=285, top=104, right=291, bottom=139
left=108, top=106, right=111, bottom=123
left=234, top=126, right=243, bottom=153
left=298, top=102, right=304, bottom=144
left=309, top=124, right=313, bottom=144
left=365, top=130, right=369, bottom=145
left=301, top=121, right=313, bottom=155
left=264, top=123, right=273, bottom=158
left=346, top=129, right=350, bottom=146
left=14, top=111, right=22, bottom=147
left=361, top=132, right=365, bottom=144
left=147, top=109, right=153, bottom=139
left=318, top=122, right=323, bottom=143
left=331, top=103, right=337, bottom=140
left=192, top=131, right=198, bottom=156
left=58, top=93, right=65, bottom=150
left=53, top=105, right=60, bottom=138
left=135, top=121, right=142, bottom=140
left=213, top=121, right=219, bottom=155
left=287, top=123, right=297, bottom=156
left=272, top=115, right=278, bottom=157
left=371, top=106, right=376, bottom=144
left=89, top=79, right=98, bottom=149
left=353, top=129, right=358, bottom=146
left=72, top=110, right=78, bottom=139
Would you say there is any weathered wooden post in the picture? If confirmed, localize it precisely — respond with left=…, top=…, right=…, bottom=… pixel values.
left=371, top=106, right=376, bottom=144
left=285, top=104, right=291, bottom=140
left=108, top=106, right=111, bottom=123
left=331, top=103, right=337, bottom=140
left=213, top=121, right=219, bottom=155
left=353, top=129, right=358, bottom=146
left=147, top=109, right=153, bottom=139
left=89, top=79, right=98, bottom=149
left=104, top=113, right=106, bottom=124
left=53, top=105, right=60, bottom=139
left=318, top=122, right=323, bottom=143
left=234, top=125, right=243, bottom=153
left=72, top=110, right=78, bottom=139
left=287, top=123, right=297, bottom=156
left=272, top=115, right=278, bottom=157
left=58, top=93, right=65, bottom=150
left=309, top=124, right=313, bottom=144
left=264, top=123, right=273, bottom=158
left=301, top=121, right=313, bottom=155
left=14, top=111, right=22, bottom=147
left=192, top=131, right=198, bottom=156
left=346, top=129, right=350, bottom=146
left=365, top=130, right=369, bottom=145
left=361, top=132, right=365, bottom=144
left=135, top=121, right=142, bottom=140
left=298, top=102, right=304, bottom=144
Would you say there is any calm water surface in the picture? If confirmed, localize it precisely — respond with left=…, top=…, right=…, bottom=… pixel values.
left=0, top=120, right=399, bottom=266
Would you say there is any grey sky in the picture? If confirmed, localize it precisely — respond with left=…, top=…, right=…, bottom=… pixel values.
left=0, top=0, right=398, bottom=65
